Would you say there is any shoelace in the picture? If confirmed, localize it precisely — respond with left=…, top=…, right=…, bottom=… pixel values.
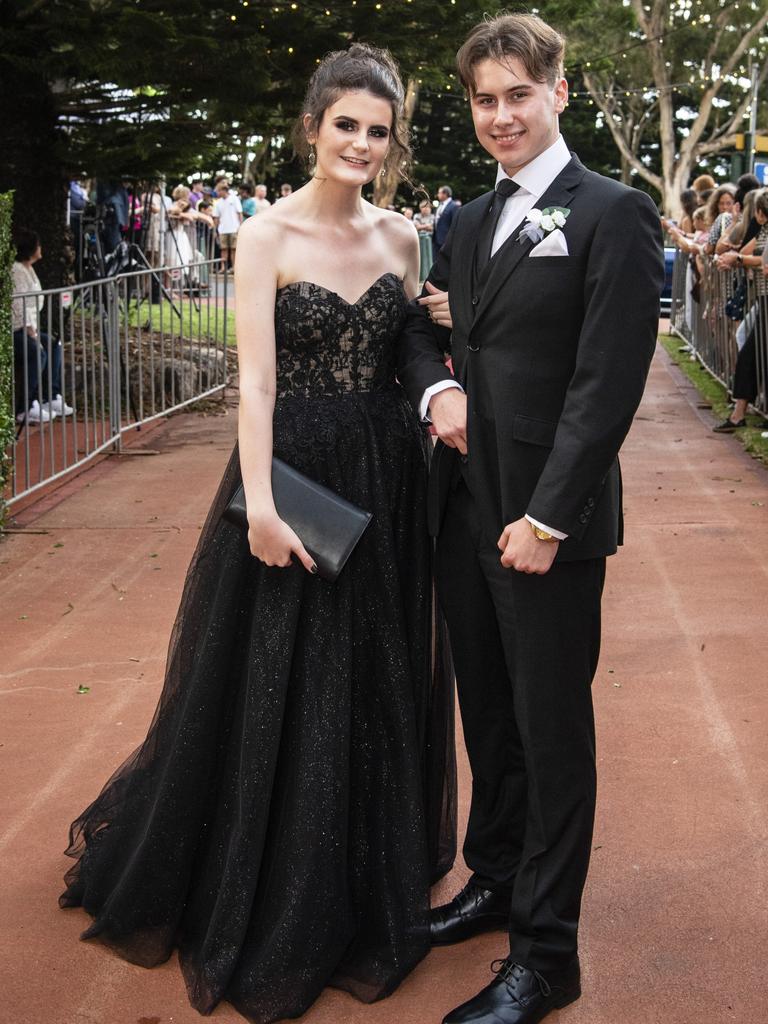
left=491, top=959, right=552, bottom=999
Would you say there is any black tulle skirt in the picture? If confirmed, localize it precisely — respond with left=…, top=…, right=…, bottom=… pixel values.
left=60, top=386, right=457, bottom=1023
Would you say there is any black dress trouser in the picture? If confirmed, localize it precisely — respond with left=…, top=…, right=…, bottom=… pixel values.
left=435, top=480, right=605, bottom=972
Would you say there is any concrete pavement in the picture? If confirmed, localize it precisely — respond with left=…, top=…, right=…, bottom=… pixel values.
left=1, top=343, right=766, bottom=1024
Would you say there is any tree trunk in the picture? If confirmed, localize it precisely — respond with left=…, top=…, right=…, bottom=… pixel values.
left=373, top=79, right=419, bottom=208
left=0, top=63, right=69, bottom=288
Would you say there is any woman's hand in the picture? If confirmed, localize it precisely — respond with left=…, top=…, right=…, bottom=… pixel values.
left=247, top=511, right=317, bottom=573
left=418, top=280, right=453, bottom=328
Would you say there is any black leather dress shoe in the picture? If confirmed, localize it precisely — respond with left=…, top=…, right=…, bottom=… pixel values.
left=430, top=881, right=511, bottom=946
left=442, top=957, right=581, bottom=1024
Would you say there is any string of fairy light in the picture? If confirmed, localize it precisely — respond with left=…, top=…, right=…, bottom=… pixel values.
left=225, top=0, right=765, bottom=112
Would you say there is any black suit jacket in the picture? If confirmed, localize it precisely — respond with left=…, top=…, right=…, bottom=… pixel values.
left=433, top=198, right=458, bottom=249
left=398, top=156, right=665, bottom=562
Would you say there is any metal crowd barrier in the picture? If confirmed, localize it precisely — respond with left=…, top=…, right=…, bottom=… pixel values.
left=668, top=248, right=768, bottom=416
left=7, top=257, right=229, bottom=509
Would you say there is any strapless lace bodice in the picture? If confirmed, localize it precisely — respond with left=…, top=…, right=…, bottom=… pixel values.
left=274, top=272, right=408, bottom=399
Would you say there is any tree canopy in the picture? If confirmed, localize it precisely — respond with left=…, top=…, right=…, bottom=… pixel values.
left=1, top=0, right=766, bottom=284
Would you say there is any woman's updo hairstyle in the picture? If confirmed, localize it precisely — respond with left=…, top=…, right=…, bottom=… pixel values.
left=293, top=42, right=413, bottom=181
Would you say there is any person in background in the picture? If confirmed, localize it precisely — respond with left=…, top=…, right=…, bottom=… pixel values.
left=254, top=183, right=271, bottom=213
left=704, top=183, right=736, bottom=253
left=692, top=173, right=716, bottom=199
left=189, top=179, right=204, bottom=209
left=713, top=187, right=768, bottom=432
left=401, top=206, right=414, bottom=220
left=196, top=199, right=216, bottom=260
left=121, top=181, right=142, bottom=244
left=142, top=182, right=172, bottom=269
left=69, top=178, right=88, bottom=214
left=69, top=177, right=89, bottom=273
left=95, top=179, right=130, bottom=253
left=413, top=197, right=435, bottom=283
left=277, top=182, right=293, bottom=201
left=665, top=206, right=710, bottom=256
left=721, top=187, right=759, bottom=252
left=432, top=184, right=457, bottom=260
left=698, top=187, right=714, bottom=208
left=716, top=175, right=762, bottom=254
left=678, top=188, right=698, bottom=234
left=213, top=179, right=243, bottom=272
left=239, top=183, right=257, bottom=219
left=12, top=229, right=73, bottom=425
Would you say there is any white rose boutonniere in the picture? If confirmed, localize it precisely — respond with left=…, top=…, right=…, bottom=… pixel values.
left=518, top=206, right=570, bottom=245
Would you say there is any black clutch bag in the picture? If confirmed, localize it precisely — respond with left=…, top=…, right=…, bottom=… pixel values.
left=223, top=457, right=373, bottom=582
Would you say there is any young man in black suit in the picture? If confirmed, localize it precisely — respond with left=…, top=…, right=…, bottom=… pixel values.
left=398, top=14, right=664, bottom=1024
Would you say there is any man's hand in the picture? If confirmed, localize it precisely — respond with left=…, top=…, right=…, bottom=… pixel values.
left=418, top=280, right=453, bottom=328
left=498, top=518, right=559, bottom=574
left=429, top=388, right=467, bottom=454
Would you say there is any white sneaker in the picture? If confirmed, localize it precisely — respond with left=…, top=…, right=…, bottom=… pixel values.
left=17, top=400, right=55, bottom=424
left=46, top=394, right=74, bottom=416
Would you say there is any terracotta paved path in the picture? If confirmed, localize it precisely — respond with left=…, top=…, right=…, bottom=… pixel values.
left=2, top=342, right=767, bottom=1024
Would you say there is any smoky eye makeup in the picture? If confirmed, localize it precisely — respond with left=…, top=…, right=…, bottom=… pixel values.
left=332, top=117, right=390, bottom=138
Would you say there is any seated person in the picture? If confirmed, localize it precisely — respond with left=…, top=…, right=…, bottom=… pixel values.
left=12, top=229, right=73, bottom=424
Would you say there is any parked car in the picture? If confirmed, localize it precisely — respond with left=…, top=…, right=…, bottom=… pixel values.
left=660, top=245, right=676, bottom=316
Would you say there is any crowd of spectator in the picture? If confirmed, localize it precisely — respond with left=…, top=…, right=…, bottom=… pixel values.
left=66, top=174, right=462, bottom=283
left=663, top=172, right=768, bottom=431
left=67, top=175, right=297, bottom=277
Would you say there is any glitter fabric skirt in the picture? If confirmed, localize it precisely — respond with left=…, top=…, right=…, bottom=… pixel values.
left=60, top=387, right=457, bottom=1024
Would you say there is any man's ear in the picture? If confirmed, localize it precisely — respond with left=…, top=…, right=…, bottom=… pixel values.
left=553, top=77, right=568, bottom=116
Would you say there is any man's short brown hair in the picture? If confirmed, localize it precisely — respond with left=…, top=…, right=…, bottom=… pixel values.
left=456, top=13, right=565, bottom=92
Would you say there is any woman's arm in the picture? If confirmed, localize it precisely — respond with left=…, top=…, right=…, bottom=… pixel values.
left=234, top=218, right=316, bottom=572
left=666, top=224, right=703, bottom=256
left=401, top=220, right=421, bottom=301
left=193, top=209, right=215, bottom=229
left=718, top=235, right=759, bottom=269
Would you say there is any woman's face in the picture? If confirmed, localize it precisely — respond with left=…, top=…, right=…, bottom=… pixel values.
left=718, top=191, right=734, bottom=214
left=307, top=89, right=393, bottom=187
left=755, top=207, right=767, bottom=226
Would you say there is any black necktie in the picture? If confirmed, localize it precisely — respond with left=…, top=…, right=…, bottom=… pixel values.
left=475, top=178, right=520, bottom=277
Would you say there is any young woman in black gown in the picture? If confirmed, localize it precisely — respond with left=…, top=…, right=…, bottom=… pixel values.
left=60, top=44, right=456, bottom=1024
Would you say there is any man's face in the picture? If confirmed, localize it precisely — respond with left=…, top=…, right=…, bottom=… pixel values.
left=469, top=57, right=567, bottom=176
left=437, top=188, right=448, bottom=203
left=255, top=185, right=267, bottom=199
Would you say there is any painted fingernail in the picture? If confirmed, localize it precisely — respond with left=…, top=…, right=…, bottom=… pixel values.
left=310, top=563, right=318, bottom=574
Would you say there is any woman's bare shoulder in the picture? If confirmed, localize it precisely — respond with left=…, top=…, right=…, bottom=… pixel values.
left=371, top=204, right=418, bottom=249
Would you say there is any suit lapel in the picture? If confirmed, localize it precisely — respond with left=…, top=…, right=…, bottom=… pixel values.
left=452, top=191, right=492, bottom=336
left=472, top=157, right=587, bottom=328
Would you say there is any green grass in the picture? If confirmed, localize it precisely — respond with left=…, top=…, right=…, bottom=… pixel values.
left=659, top=333, right=768, bottom=466
left=123, top=297, right=236, bottom=346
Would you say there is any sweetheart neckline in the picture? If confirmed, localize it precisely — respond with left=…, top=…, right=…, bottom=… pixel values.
left=276, top=272, right=403, bottom=307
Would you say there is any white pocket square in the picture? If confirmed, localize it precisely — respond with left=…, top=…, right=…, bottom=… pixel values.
left=529, top=228, right=569, bottom=257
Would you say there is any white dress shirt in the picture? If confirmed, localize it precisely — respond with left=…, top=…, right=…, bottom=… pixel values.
left=420, top=134, right=572, bottom=539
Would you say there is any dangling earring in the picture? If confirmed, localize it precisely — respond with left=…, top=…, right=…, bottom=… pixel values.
left=308, top=145, right=316, bottom=171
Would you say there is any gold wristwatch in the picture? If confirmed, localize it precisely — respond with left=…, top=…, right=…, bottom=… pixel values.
left=530, top=522, right=559, bottom=543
